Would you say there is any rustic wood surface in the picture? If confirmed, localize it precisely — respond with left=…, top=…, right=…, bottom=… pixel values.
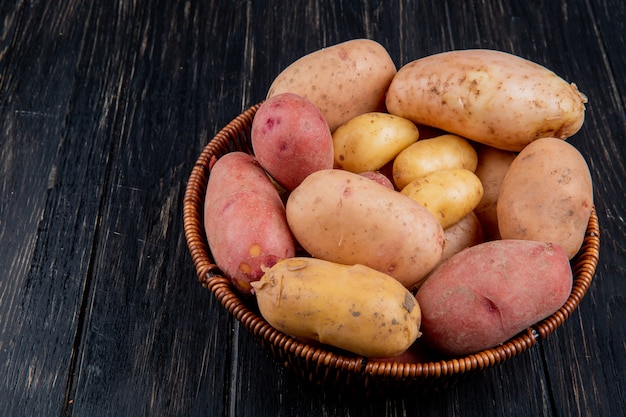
left=1, top=1, right=624, bottom=416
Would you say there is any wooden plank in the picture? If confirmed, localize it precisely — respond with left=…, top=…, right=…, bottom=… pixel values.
left=65, top=1, right=241, bottom=415
left=534, top=1, right=626, bottom=416
left=0, top=1, right=114, bottom=415
left=591, top=0, right=626, bottom=99
left=226, top=347, right=560, bottom=417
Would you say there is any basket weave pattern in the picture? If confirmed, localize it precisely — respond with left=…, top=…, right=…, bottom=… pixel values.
left=183, top=103, right=600, bottom=394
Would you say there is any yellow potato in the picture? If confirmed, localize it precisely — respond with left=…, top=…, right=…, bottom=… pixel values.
left=333, top=112, right=419, bottom=173
left=401, top=168, right=484, bottom=229
left=497, top=137, right=593, bottom=259
left=473, top=145, right=516, bottom=240
left=386, top=49, right=587, bottom=151
left=267, top=39, right=397, bottom=132
left=392, top=134, right=478, bottom=190
left=286, top=169, right=444, bottom=289
left=251, top=257, right=422, bottom=358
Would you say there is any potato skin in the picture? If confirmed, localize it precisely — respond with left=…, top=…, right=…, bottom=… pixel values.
left=204, top=152, right=295, bottom=295
left=416, top=240, right=573, bottom=356
left=251, top=257, right=422, bottom=358
left=386, top=49, right=587, bottom=151
left=401, top=168, right=484, bottom=229
left=440, top=211, right=484, bottom=263
left=267, top=39, right=397, bottom=132
left=473, top=145, right=516, bottom=240
left=359, top=170, right=395, bottom=189
left=497, top=137, right=593, bottom=259
left=286, top=169, right=445, bottom=289
left=333, top=112, right=419, bottom=173
left=251, top=93, right=334, bottom=190
left=392, top=134, right=478, bottom=190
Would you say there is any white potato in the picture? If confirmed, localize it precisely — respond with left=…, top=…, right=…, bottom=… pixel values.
left=386, top=49, right=587, bottom=151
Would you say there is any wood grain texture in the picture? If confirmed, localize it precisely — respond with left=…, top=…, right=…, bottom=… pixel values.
left=0, top=1, right=111, bottom=415
left=0, top=0, right=624, bottom=416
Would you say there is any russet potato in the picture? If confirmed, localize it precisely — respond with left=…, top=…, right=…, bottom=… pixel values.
left=386, top=49, right=587, bottom=151
left=497, top=137, right=593, bottom=259
left=267, top=39, right=397, bottom=132
left=286, top=169, right=445, bottom=289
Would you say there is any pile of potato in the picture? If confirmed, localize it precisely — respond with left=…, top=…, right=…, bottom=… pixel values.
left=203, top=39, right=593, bottom=358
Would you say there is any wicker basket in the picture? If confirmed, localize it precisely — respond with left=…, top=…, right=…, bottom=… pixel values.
left=183, top=103, right=601, bottom=395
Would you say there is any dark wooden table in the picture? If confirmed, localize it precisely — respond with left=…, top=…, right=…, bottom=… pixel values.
left=1, top=1, right=625, bottom=416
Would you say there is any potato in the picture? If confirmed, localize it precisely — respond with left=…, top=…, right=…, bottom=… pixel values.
left=386, top=49, right=587, bottom=151
left=440, top=211, right=484, bottom=263
left=333, top=112, right=419, bottom=173
left=473, top=145, right=516, bottom=240
left=204, top=152, right=296, bottom=295
left=267, top=39, right=397, bottom=132
left=286, top=169, right=445, bottom=289
left=251, top=257, right=422, bottom=358
left=416, top=240, right=573, bottom=356
left=251, top=93, right=334, bottom=190
left=401, top=168, right=484, bottom=229
left=497, top=137, right=593, bottom=259
left=358, top=171, right=395, bottom=189
left=392, top=134, right=478, bottom=190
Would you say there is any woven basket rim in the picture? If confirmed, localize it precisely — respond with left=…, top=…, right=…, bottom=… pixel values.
left=183, top=102, right=601, bottom=383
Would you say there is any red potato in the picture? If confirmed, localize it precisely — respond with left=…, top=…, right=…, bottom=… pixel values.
left=203, top=152, right=296, bottom=295
left=251, top=93, right=334, bottom=191
left=416, top=240, right=572, bottom=356
left=358, top=171, right=395, bottom=189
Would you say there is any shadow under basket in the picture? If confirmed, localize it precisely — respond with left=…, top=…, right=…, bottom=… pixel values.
left=183, top=103, right=601, bottom=396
